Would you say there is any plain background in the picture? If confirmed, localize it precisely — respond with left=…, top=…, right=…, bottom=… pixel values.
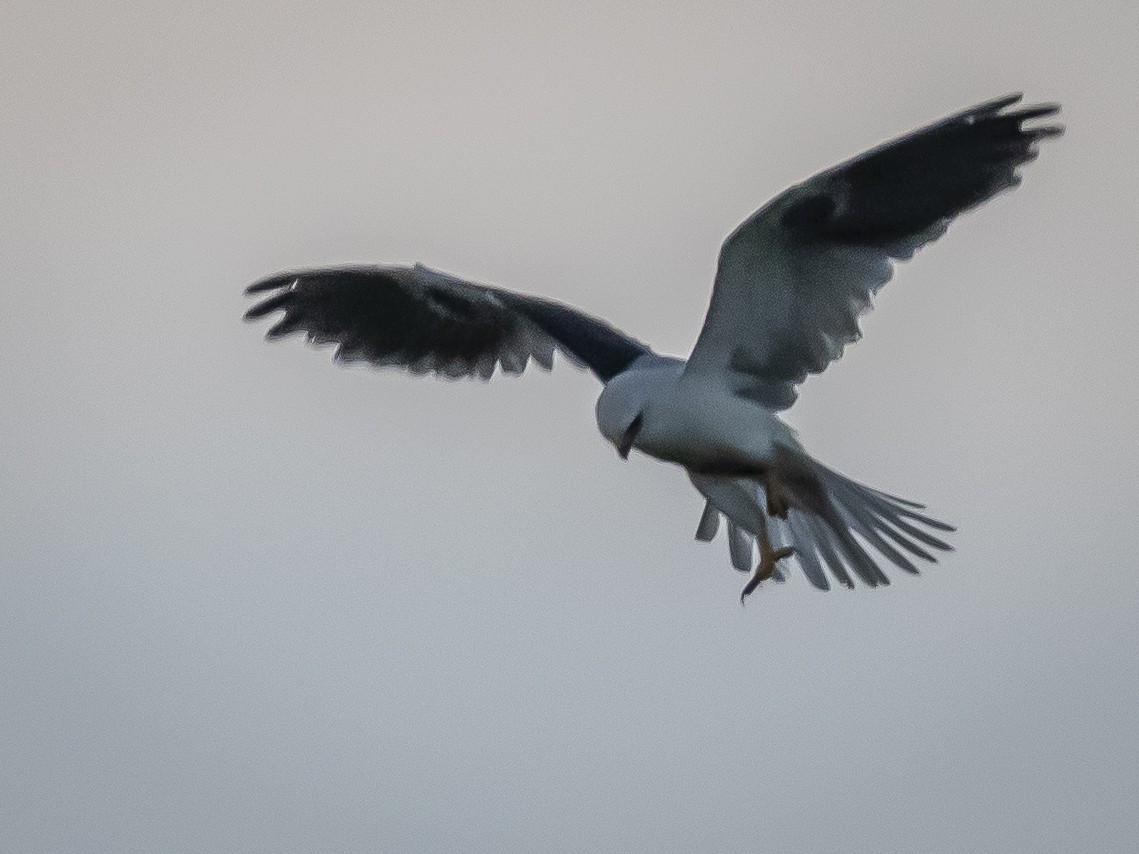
left=3, top=1, right=1137, bottom=851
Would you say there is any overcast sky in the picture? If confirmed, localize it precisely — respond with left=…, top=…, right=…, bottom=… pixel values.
left=3, top=1, right=1137, bottom=851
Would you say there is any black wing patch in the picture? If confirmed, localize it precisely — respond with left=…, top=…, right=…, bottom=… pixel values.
left=498, top=294, right=652, bottom=383
left=782, top=93, right=1062, bottom=247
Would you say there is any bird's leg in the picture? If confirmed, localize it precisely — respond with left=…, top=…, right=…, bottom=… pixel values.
left=762, top=471, right=793, bottom=519
left=740, top=510, right=795, bottom=603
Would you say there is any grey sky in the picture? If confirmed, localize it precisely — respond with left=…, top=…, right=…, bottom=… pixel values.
left=2, top=1, right=1137, bottom=851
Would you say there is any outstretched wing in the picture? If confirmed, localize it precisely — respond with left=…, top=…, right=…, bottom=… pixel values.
left=244, top=264, right=652, bottom=383
left=685, top=93, right=1062, bottom=409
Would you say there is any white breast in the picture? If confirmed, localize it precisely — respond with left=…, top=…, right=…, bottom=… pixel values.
left=596, top=356, right=798, bottom=472
left=643, top=375, right=790, bottom=468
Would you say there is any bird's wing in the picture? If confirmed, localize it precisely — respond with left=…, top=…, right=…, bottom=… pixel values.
left=244, top=264, right=652, bottom=383
left=685, top=93, right=1062, bottom=409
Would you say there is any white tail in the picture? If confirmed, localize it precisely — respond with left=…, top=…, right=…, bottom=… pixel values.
left=690, top=454, right=954, bottom=590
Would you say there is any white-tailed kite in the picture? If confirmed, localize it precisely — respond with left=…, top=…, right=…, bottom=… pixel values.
left=245, top=93, right=1061, bottom=600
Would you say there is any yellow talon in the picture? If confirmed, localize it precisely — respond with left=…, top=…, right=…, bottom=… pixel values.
left=740, top=541, right=795, bottom=603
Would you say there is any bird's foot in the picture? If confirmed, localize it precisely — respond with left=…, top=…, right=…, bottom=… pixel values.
left=740, top=545, right=795, bottom=604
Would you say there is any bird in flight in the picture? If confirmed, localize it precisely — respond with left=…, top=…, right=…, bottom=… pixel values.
left=245, top=93, right=1061, bottom=601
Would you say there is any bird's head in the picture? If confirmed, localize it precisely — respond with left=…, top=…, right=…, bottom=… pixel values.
left=595, top=368, right=659, bottom=460
left=598, top=406, right=645, bottom=460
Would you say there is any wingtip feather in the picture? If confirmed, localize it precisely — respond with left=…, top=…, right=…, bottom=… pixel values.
left=242, top=292, right=292, bottom=321
left=245, top=274, right=299, bottom=295
left=1012, top=102, right=1062, bottom=122
left=957, top=92, right=1023, bottom=119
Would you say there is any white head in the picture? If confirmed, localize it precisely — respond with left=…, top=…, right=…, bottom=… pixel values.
left=595, top=357, right=682, bottom=458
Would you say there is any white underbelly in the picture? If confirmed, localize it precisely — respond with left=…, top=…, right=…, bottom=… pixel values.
left=633, top=382, right=795, bottom=472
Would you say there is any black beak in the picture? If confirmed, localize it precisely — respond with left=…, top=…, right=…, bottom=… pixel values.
left=617, top=413, right=644, bottom=460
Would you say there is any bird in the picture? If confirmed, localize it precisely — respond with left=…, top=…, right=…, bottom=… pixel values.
left=244, top=93, right=1062, bottom=601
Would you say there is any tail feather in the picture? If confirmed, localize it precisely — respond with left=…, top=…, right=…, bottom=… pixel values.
left=694, top=500, right=720, bottom=542
left=788, top=511, right=830, bottom=590
left=802, top=457, right=953, bottom=586
left=808, top=515, right=857, bottom=589
left=726, top=523, right=753, bottom=572
left=833, top=500, right=921, bottom=575
left=689, top=453, right=954, bottom=591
